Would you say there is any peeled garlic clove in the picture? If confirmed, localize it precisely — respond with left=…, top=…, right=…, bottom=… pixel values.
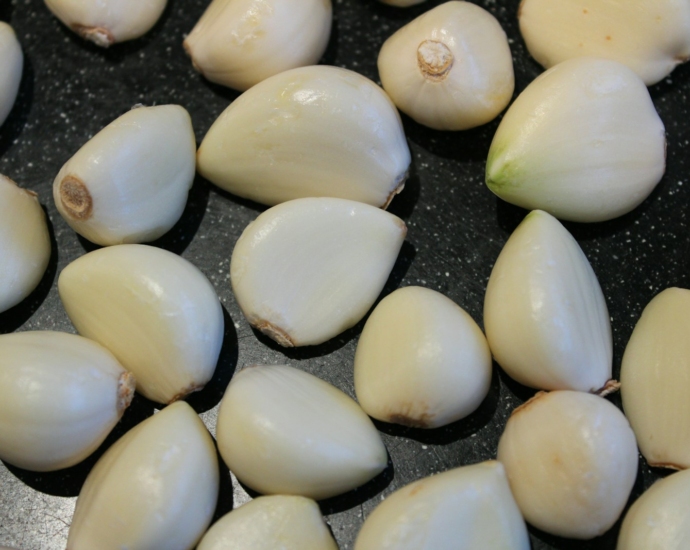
left=183, top=0, right=332, bottom=92
left=231, top=197, right=406, bottom=347
left=497, top=390, right=638, bottom=539
left=67, top=401, right=218, bottom=550
left=620, top=288, right=690, bottom=470
left=484, top=210, right=612, bottom=392
left=53, top=104, right=196, bottom=246
left=486, top=57, right=666, bottom=222
left=377, top=1, right=514, bottom=131
left=355, top=461, right=530, bottom=550
left=519, top=0, right=690, bottom=86
left=197, top=495, right=338, bottom=550
left=0, top=331, right=134, bottom=472
left=58, top=244, right=224, bottom=404
left=0, top=22, right=22, bottom=127
left=617, top=468, right=690, bottom=550
left=0, top=174, right=51, bottom=314
left=44, top=0, right=167, bottom=47
left=197, top=66, right=410, bottom=208
left=354, top=286, right=491, bottom=428
left=216, top=365, right=388, bottom=500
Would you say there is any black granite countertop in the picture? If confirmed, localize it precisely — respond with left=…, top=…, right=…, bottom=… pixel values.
left=1, top=0, right=689, bottom=548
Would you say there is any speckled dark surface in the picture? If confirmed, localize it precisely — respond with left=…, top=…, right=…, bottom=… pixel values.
left=1, top=0, right=689, bottom=548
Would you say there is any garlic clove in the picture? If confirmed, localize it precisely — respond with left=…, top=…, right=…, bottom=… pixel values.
left=0, top=331, right=134, bottom=472
left=0, top=22, right=22, bottom=127
left=58, top=244, right=224, bottom=404
left=518, top=0, right=690, bottom=86
left=0, top=174, right=51, bottom=314
left=53, top=104, right=196, bottom=246
left=44, top=0, right=168, bottom=47
left=617, top=468, right=690, bottom=550
left=620, top=287, right=690, bottom=470
left=354, top=461, right=530, bottom=550
left=497, top=390, right=638, bottom=539
left=216, top=365, right=388, bottom=500
left=484, top=210, right=612, bottom=392
left=197, top=495, right=338, bottom=550
left=230, top=197, right=406, bottom=347
left=377, top=1, right=514, bottom=131
left=354, top=286, right=492, bottom=428
left=485, top=57, right=666, bottom=222
left=197, top=65, right=410, bottom=208
left=66, top=401, right=219, bottom=550
left=183, top=0, right=332, bottom=92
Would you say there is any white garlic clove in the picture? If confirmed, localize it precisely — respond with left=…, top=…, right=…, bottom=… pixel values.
left=518, top=0, right=690, bottom=86
left=231, top=197, right=406, bottom=347
left=377, top=1, right=514, bottom=131
left=216, top=365, right=388, bottom=500
left=197, top=66, right=410, bottom=208
left=183, top=0, right=332, bottom=92
left=0, top=22, right=22, bottom=127
left=620, top=287, right=690, bottom=470
left=354, top=286, right=492, bottom=428
left=497, top=390, right=638, bottom=539
left=355, top=461, right=530, bottom=550
left=197, top=495, right=338, bottom=550
left=53, top=104, right=196, bottom=246
left=484, top=210, right=612, bottom=392
left=44, top=0, right=168, bottom=47
left=58, top=244, right=224, bottom=404
left=0, top=331, right=134, bottom=472
left=0, top=174, right=51, bottom=314
left=67, top=401, right=219, bottom=550
left=617, top=468, right=690, bottom=550
left=485, top=57, right=666, bottom=222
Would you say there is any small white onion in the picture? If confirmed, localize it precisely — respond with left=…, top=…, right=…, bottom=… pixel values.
left=0, top=331, right=134, bottom=472
left=197, top=495, right=338, bottom=550
left=197, top=65, right=410, bottom=208
left=620, top=287, right=690, bottom=469
left=58, top=244, right=224, bottom=404
left=183, top=0, right=332, bottom=92
left=231, top=197, right=406, bottom=347
left=484, top=210, right=612, bottom=392
left=0, top=22, right=22, bottom=127
left=216, top=365, right=388, bottom=500
left=44, top=0, right=168, bottom=47
left=617, top=468, right=690, bottom=550
left=354, top=461, right=530, bottom=550
left=0, top=174, right=51, bottom=314
left=354, top=286, right=492, bottom=428
left=53, top=104, right=196, bottom=246
left=66, top=401, right=219, bottom=550
left=378, top=1, right=514, bottom=130
left=497, top=390, right=638, bottom=539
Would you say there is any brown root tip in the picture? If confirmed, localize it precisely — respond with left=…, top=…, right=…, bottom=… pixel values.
left=648, top=462, right=685, bottom=471
left=417, top=40, right=454, bottom=82
left=512, top=391, right=548, bottom=415
left=117, top=372, right=136, bottom=414
left=389, top=413, right=433, bottom=429
left=72, top=25, right=115, bottom=48
left=517, top=0, right=525, bottom=19
left=675, top=54, right=690, bottom=64
left=593, top=379, right=621, bottom=397
left=59, top=175, right=93, bottom=221
left=168, top=382, right=206, bottom=404
left=254, top=320, right=295, bottom=347
left=381, top=171, right=407, bottom=210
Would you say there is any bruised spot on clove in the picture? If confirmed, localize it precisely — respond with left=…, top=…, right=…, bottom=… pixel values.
left=59, top=175, right=93, bottom=221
